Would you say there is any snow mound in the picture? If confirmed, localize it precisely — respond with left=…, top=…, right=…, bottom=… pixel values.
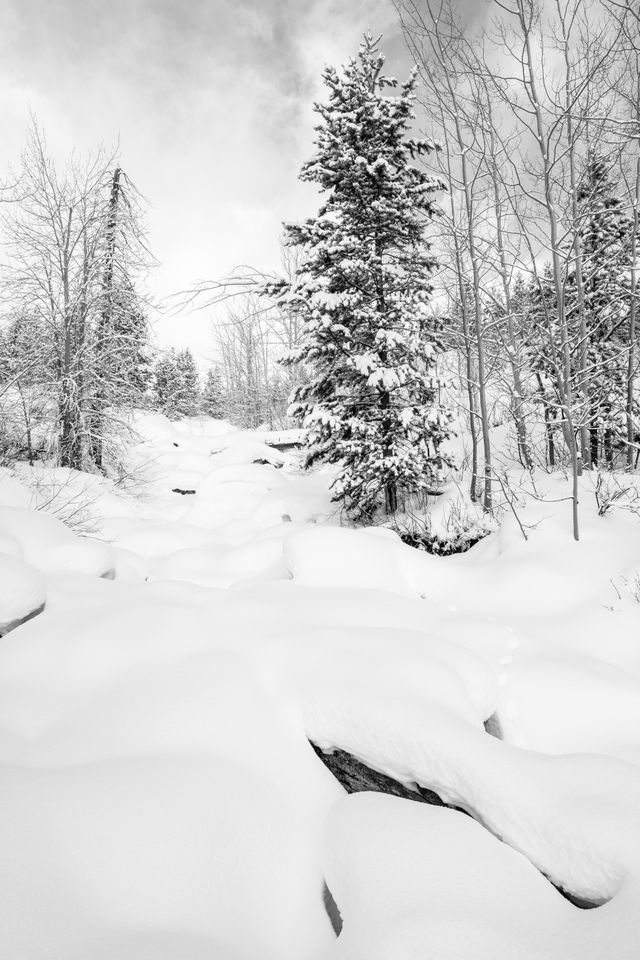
left=0, top=471, right=32, bottom=509
left=498, top=655, right=640, bottom=765
left=283, top=526, right=418, bottom=597
left=323, top=792, right=638, bottom=960
left=110, top=520, right=219, bottom=559
left=0, top=507, right=114, bottom=578
left=0, top=555, right=46, bottom=634
left=208, top=434, right=287, bottom=467
left=0, top=598, right=341, bottom=960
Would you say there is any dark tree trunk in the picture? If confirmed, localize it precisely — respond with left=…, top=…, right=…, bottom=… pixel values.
left=91, top=167, right=122, bottom=470
left=590, top=426, right=599, bottom=468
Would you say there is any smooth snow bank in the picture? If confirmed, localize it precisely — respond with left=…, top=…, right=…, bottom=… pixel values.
left=498, top=655, right=640, bottom=765
left=0, top=470, right=32, bottom=509
left=147, top=538, right=289, bottom=588
left=111, top=519, right=219, bottom=559
left=207, top=434, right=287, bottom=467
left=283, top=526, right=419, bottom=597
left=0, top=507, right=114, bottom=577
left=311, top=693, right=640, bottom=905
left=3, top=415, right=640, bottom=958
left=0, top=596, right=342, bottom=960
left=322, top=793, right=638, bottom=960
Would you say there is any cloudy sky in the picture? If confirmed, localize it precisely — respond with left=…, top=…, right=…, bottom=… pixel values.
left=0, top=0, right=408, bottom=358
left=0, top=0, right=485, bottom=361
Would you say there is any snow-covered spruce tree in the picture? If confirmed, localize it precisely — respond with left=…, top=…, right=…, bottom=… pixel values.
left=174, top=349, right=201, bottom=417
left=152, top=348, right=200, bottom=419
left=572, top=152, right=634, bottom=466
left=152, top=351, right=178, bottom=416
left=268, top=34, right=453, bottom=517
left=523, top=265, right=563, bottom=469
left=201, top=367, right=227, bottom=419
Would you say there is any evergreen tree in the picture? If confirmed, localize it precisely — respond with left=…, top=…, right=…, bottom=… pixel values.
left=201, top=366, right=227, bottom=419
left=152, top=348, right=200, bottom=419
left=174, top=349, right=201, bottom=417
left=152, top=351, right=179, bottom=416
left=97, top=285, right=153, bottom=408
left=268, top=35, right=453, bottom=516
left=520, top=267, right=561, bottom=468
left=573, top=152, right=634, bottom=464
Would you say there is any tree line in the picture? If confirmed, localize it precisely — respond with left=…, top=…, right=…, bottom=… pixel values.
left=0, top=127, right=299, bottom=472
left=389, top=0, right=640, bottom=537
left=257, top=0, right=640, bottom=537
left=2, top=0, right=640, bottom=543
left=0, top=125, right=153, bottom=471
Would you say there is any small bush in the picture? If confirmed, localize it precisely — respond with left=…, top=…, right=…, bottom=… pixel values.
left=390, top=502, right=493, bottom=557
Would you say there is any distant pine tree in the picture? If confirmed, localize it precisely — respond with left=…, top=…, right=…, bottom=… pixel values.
left=108, top=289, right=153, bottom=406
left=573, top=152, right=634, bottom=464
left=201, top=366, right=227, bottom=419
left=152, top=350, right=179, bottom=416
left=152, top=348, right=200, bottom=419
left=520, top=266, right=561, bottom=468
left=175, top=348, right=201, bottom=417
left=267, top=34, right=453, bottom=517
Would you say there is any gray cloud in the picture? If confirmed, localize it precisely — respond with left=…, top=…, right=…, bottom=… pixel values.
left=0, top=0, right=406, bottom=358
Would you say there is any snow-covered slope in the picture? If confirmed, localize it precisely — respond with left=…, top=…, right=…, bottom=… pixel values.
left=1, top=411, right=640, bottom=958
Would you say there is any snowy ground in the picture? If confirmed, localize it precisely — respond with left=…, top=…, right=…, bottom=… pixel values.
left=1, top=411, right=640, bottom=958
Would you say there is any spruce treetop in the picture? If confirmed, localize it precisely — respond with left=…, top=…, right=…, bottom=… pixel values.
left=267, top=35, right=453, bottom=516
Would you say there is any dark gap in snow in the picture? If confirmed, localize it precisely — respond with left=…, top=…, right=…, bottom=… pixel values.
left=322, top=881, right=342, bottom=935
left=0, top=602, right=46, bottom=638
left=310, top=742, right=454, bottom=808
left=552, top=884, right=604, bottom=910
left=396, top=526, right=489, bottom=556
left=172, top=442, right=179, bottom=447
left=171, top=488, right=196, bottom=496
left=483, top=712, right=503, bottom=739
left=311, top=742, right=605, bottom=912
left=265, top=440, right=303, bottom=452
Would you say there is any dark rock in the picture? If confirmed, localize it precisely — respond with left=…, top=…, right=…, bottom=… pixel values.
left=0, top=601, right=45, bottom=638
left=310, top=742, right=449, bottom=807
left=322, top=881, right=342, bottom=935
left=484, top=712, right=503, bottom=739
left=171, top=488, right=196, bottom=496
left=311, top=741, right=603, bottom=911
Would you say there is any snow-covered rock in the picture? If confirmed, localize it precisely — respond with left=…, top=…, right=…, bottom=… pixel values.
left=0, top=554, right=46, bottom=634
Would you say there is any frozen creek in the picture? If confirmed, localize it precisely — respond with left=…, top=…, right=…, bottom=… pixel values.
left=0, top=411, right=639, bottom=959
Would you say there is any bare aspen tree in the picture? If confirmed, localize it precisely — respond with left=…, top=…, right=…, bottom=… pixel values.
left=485, top=0, right=619, bottom=536
left=208, top=244, right=311, bottom=430
left=2, top=126, right=107, bottom=468
left=608, top=0, right=640, bottom=467
left=470, top=72, right=534, bottom=471
left=214, top=294, right=276, bottom=428
left=395, top=0, right=494, bottom=510
left=1, top=124, right=153, bottom=471
left=392, top=0, right=628, bottom=537
left=502, top=0, right=581, bottom=539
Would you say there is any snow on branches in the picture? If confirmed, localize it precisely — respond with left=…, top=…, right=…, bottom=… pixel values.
left=266, top=34, right=453, bottom=517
